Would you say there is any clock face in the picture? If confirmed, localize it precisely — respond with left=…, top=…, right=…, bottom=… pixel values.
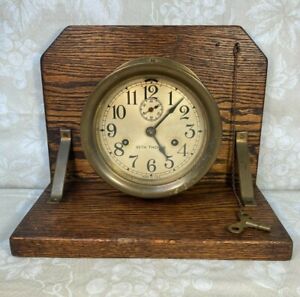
left=81, top=57, right=221, bottom=198
left=95, top=77, right=207, bottom=186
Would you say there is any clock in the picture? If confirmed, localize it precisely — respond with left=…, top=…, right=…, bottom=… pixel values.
left=80, top=57, right=222, bottom=198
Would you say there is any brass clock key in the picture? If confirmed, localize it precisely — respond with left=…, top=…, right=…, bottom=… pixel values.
left=228, top=211, right=272, bottom=234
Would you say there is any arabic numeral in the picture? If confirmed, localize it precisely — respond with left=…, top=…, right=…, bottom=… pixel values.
left=164, top=156, right=174, bottom=169
left=185, top=124, right=195, bottom=138
left=114, top=142, right=124, bottom=156
left=147, top=159, right=156, bottom=172
left=177, top=143, right=187, bottom=157
left=144, top=84, right=158, bottom=100
left=168, top=91, right=173, bottom=105
left=112, top=105, right=126, bottom=119
left=106, top=123, right=116, bottom=137
left=127, top=90, right=137, bottom=105
left=179, top=105, right=189, bottom=120
left=129, top=155, right=138, bottom=168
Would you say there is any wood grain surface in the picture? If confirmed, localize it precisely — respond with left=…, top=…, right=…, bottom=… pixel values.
left=41, top=25, right=267, bottom=184
left=10, top=182, right=292, bottom=260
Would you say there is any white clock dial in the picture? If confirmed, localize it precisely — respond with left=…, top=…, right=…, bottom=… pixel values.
left=95, top=77, right=207, bottom=186
left=81, top=57, right=222, bottom=198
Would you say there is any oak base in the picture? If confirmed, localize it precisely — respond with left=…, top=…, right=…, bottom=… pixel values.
left=10, top=181, right=292, bottom=260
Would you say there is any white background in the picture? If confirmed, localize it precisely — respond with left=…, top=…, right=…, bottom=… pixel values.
left=0, top=1, right=300, bottom=296
left=0, top=0, right=300, bottom=190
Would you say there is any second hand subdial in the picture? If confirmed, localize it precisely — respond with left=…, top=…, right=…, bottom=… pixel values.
left=140, top=99, right=163, bottom=121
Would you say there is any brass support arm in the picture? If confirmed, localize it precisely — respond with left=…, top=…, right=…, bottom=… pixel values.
left=48, top=129, right=71, bottom=203
left=235, top=131, right=256, bottom=207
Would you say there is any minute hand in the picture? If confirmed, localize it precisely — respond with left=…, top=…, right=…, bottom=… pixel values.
left=154, top=97, right=184, bottom=129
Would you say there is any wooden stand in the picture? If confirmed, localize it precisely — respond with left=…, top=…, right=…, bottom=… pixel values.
left=10, top=182, right=291, bottom=260
left=10, top=26, right=292, bottom=260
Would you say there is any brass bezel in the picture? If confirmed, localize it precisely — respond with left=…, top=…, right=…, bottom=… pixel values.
left=80, top=57, right=222, bottom=198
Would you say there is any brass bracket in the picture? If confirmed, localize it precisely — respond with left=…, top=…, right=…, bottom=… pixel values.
left=48, top=129, right=71, bottom=203
left=235, top=132, right=256, bottom=206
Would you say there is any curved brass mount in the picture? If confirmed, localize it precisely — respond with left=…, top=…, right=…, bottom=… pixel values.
left=235, top=132, right=256, bottom=206
left=45, top=129, right=255, bottom=206
left=48, top=129, right=71, bottom=203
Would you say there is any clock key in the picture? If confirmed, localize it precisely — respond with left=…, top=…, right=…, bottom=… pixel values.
left=228, top=211, right=271, bottom=234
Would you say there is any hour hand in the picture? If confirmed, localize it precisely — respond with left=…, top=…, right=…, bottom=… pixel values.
left=145, top=127, right=169, bottom=159
left=153, top=135, right=168, bottom=159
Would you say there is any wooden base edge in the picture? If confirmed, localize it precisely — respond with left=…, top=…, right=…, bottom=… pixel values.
left=10, top=237, right=292, bottom=261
